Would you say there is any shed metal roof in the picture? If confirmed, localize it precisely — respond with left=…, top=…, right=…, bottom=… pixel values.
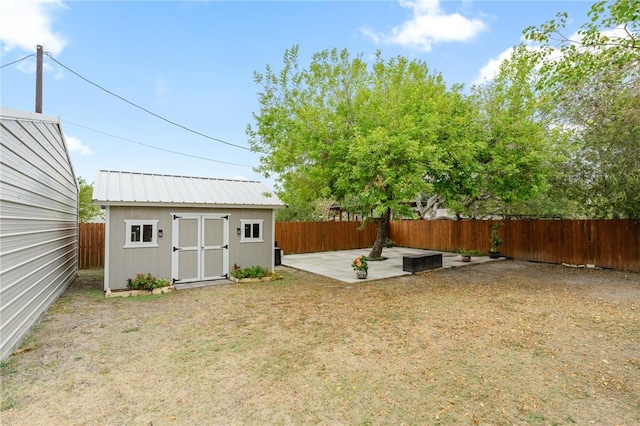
left=92, top=170, right=284, bottom=208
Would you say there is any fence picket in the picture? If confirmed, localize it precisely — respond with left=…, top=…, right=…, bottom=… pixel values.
left=388, top=219, right=639, bottom=271
left=78, top=220, right=640, bottom=271
left=78, top=223, right=105, bottom=269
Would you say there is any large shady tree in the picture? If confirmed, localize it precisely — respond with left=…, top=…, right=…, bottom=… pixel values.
left=247, top=46, right=480, bottom=258
left=453, top=46, right=565, bottom=219
left=524, top=0, right=640, bottom=218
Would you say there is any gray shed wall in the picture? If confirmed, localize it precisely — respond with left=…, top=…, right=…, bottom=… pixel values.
left=0, top=109, right=78, bottom=361
left=105, top=206, right=275, bottom=290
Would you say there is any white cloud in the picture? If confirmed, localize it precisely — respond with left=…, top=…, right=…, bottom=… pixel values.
left=600, top=27, right=628, bottom=40
left=16, top=58, right=57, bottom=74
left=362, top=0, right=487, bottom=52
left=473, top=46, right=515, bottom=85
left=472, top=25, right=634, bottom=86
left=0, top=0, right=67, bottom=56
left=473, top=44, right=549, bottom=86
left=65, top=134, right=92, bottom=156
left=360, top=27, right=381, bottom=44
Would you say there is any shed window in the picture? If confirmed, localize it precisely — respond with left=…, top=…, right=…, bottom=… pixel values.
left=124, top=220, right=159, bottom=248
left=240, top=219, right=263, bottom=243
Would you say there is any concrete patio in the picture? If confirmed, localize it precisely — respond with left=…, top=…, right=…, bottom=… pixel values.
left=282, top=247, right=504, bottom=283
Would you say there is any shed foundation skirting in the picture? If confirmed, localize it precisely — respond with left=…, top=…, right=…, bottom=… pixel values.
left=230, top=276, right=279, bottom=283
left=105, top=286, right=175, bottom=298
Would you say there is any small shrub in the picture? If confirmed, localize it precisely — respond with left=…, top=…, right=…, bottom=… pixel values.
left=231, top=265, right=268, bottom=279
left=489, top=222, right=504, bottom=252
left=457, top=248, right=483, bottom=257
left=126, top=273, right=171, bottom=290
left=351, top=256, right=368, bottom=272
left=384, top=238, right=396, bottom=248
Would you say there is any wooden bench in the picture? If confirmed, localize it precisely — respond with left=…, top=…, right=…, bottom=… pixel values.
left=402, top=253, right=443, bottom=273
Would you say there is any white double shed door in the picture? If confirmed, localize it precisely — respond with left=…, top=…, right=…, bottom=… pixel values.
left=171, top=213, right=229, bottom=284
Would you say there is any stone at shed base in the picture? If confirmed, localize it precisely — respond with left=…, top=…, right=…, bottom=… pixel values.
left=105, top=285, right=175, bottom=298
left=230, top=276, right=277, bottom=283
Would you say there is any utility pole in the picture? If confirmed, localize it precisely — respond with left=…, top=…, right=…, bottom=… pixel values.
left=35, top=45, right=43, bottom=113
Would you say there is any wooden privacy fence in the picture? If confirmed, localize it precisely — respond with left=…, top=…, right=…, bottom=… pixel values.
left=78, top=223, right=105, bottom=269
left=275, top=221, right=378, bottom=254
left=79, top=220, right=640, bottom=271
left=390, top=219, right=640, bottom=271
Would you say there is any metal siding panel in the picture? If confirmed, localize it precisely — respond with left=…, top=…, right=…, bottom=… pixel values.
left=0, top=217, right=75, bottom=234
left=0, top=157, right=76, bottom=207
left=0, top=228, right=77, bottom=254
left=142, top=173, right=158, bottom=201
left=1, top=120, right=76, bottom=202
left=120, top=172, right=134, bottom=202
left=1, top=181, right=76, bottom=216
left=191, top=178, right=208, bottom=203
left=108, top=171, right=121, bottom=201
left=93, top=170, right=284, bottom=207
left=0, top=109, right=78, bottom=361
left=0, top=259, right=76, bottom=359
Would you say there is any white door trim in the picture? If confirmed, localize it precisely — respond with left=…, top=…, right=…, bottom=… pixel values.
left=171, top=212, right=230, bottom=284
left=201, top=215, right=230, bottom=281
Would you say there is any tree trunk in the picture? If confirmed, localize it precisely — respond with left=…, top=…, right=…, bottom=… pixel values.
left=368, top=207, right=391, bottom=259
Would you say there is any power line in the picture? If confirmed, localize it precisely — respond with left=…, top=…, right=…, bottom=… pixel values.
left=0, top=53, right=36, bottom=69
left=45, top=53, right=252, bottom=151
left=62, top=119, right=254, bottom=168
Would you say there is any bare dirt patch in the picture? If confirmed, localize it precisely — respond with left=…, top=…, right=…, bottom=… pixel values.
left=2, top=261, right=639, bottom=425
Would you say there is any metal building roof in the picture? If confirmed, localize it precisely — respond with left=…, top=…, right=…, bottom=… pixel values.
left=92, top=170, right=284, bottom=208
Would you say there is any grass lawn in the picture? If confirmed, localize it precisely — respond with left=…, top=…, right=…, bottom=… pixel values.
left=1, top=261, right=639, bottom=425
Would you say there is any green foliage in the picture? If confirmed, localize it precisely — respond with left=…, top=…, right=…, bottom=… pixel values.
left=0, top=359, right=16, bottom=374
left=275, top=198, right=336, bottom=221
left=126, top=273, right=171, bottom=290
left=351, top=255, right=368, bottom=271
left=77, top=176, right=103, bottom=223
left=523, top=0, right=640, bottom=218
left=248, top=46, right=483, bottom=253
left=453, top=46, right=562, bottom=218
left=383, top=238, right=395, bottom=248
left=231, top=265, right=268, bottom=279
left=489, top=222, right=504, bottom=252
left=275, top=202, right=317, bottom=222
left=458, top=248, right=483, bottom=257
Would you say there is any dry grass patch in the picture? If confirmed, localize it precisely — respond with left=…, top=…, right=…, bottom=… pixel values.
left=1, top=262, right=639, bottom=425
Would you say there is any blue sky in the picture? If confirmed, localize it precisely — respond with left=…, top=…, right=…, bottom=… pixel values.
left=1, top=0, right=595, bottom=188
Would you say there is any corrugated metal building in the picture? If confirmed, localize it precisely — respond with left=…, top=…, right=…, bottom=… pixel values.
left=0, top=107, right=78, bottom=361
left=92, top=170, right=284, bottom=291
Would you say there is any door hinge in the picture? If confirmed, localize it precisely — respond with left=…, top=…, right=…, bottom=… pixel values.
left=223, top=244, right=229, bottom=249
left=172, top=278, right=178, bottom=283
left=173, top=214, right=181, bottom=220
left=173, top=246, right=181, bottom=252
left=222, top=215, right=229, bottom=220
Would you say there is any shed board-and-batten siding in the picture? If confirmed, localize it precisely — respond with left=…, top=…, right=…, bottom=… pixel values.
left=0, top=107, right=78, bottom=361
left=105, top=206, right=275, bottom=290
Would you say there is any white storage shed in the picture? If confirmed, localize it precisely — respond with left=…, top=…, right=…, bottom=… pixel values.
left=92, top=170, right=284, bottom=291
